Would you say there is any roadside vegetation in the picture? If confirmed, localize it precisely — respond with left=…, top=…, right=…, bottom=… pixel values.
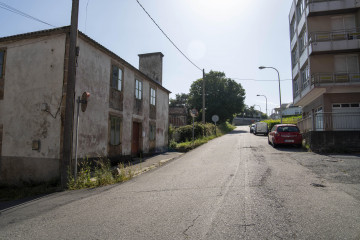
left=261, top=115, right=302, bottom=130
left=169, top=121, right=235, bottom=152
left=67, top=158, right=134, bottom=190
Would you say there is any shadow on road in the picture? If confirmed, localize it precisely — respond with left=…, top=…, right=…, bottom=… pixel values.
left=271, top=145, right=307, bottom=153
left=228, top=129, right=248, bottom=134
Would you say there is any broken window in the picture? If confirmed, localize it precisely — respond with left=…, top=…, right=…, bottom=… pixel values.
left=110, top=116, right=121, bottom=145
left=111, top=65, right=122, bottom=91
left=135, top=79, right=142, bottom=100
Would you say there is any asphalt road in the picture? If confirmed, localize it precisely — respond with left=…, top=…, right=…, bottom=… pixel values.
left=1, top=126, right=360, bottom=239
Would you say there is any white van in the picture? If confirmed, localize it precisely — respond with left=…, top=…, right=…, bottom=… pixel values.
left=254, top=122, right=268, bottom=135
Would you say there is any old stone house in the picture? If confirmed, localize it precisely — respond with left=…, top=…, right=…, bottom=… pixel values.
left=0, top=26, right=170, bottom=184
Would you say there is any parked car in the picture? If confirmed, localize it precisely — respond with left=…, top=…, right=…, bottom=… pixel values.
left=250, top=124, right=255, bottom=133
left=254, top=122, right=268, bottom=135
left=268, top=124, right=302, bottom=148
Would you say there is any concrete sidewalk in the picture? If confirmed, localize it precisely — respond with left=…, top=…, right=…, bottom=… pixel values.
left=128, top=151, right=184, bottom=176
left=0, top=151, right=184, bottom=211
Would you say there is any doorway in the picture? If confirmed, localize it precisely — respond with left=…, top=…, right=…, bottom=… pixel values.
left=132, top=122, right=141, bottom=156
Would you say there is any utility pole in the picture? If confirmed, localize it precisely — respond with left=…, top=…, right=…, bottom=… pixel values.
left=61, top=0, right=80, bottom=189
left=202, top=69, right=205, bottom=124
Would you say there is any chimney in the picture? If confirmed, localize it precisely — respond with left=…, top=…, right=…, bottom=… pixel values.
left=138, top=52, right=164, bottom=85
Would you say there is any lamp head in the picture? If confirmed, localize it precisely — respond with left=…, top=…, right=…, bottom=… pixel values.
left=256, top=94, right=260, bottom=96
left=259, top=66, right=266, bottom=69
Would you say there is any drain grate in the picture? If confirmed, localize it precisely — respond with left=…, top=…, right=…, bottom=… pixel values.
left=311, top=183, right=326, bottom=188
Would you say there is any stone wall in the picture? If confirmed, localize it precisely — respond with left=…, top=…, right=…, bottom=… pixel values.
left=303, top=131, right=360, bottom=152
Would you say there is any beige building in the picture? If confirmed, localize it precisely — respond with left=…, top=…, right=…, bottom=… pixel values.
left=0, top=27, right=170, bottom=184
left=290, top=0, right=360, bottom=132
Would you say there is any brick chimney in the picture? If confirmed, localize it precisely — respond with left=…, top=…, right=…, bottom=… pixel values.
left=138, top=52, right=164, bottom=85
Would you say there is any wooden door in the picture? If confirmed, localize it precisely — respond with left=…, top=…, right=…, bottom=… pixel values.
left=132, top=122, right=140, bottom=156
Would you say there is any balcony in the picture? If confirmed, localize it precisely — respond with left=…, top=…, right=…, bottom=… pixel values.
left=298, top=112, right=360, bottom=132
left=311, top=72, right=360, bottom=86
left=307, top=0, right=359, bottom=16
left=309, top=28, right=360, bottom=54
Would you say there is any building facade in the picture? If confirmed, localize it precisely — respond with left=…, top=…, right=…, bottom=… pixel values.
left=0, top=27, right=170, bottom=184
left=289, top=0, right=360, bottom=132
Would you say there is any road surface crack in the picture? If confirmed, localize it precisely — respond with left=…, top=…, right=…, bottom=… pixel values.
left=183, top=215, right=200, bottom=238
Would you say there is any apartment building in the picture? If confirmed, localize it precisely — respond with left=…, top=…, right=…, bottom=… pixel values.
left=0, top=27, right=170, bottom=184
left=289, top=0, right=360, bottom=151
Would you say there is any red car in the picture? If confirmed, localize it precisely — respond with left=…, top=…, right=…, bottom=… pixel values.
left=268, top=124, right=302, bottom=148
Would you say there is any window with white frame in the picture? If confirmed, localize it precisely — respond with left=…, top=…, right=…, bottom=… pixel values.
left=135, top=79, right=142, bottom=100
left=301, top=64, right=310, bottom=88
left=291, top=45, right=298, bottom=67
left=110, top=116, right=121, bottom=145
left=290, top=17, right=296, bottom=40
left=111, top=65, right=122, bottom=91
left=294, top=76, right=300, bottom=97
left=299, top=27, right=307, bottom=53
left=150, top=88, right=156, bottom=106
left=296, top=0, right=305, bottom=21
left=334, top=55, right=359, bottom=73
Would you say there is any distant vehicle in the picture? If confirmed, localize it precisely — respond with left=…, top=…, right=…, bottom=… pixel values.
left=254, top=122, right=268, bottom=135
left=250, top=124, right=255, bottom=133
left=268, top=124, right=302, bottom=148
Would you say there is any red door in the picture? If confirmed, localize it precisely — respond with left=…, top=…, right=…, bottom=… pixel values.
left=132, top=122, right=140, bottom=156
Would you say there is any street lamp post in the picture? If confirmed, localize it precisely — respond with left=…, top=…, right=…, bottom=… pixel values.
left=258, top=66, right=282, bottom=124
left=256, top=94, right=267, bottom=118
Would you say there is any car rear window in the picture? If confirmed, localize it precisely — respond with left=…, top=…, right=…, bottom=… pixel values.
left=277, top=126, right=299, bottom=132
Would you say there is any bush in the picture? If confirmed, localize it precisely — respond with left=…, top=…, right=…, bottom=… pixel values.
left=174, top=122, right=216, bottom=143
left=262, top=115, right=302, bottom=130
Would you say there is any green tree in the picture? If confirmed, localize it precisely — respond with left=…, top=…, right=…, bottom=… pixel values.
left=169, top=93, right=189, bottom=108
left=188, top=71, right=245, bottom=123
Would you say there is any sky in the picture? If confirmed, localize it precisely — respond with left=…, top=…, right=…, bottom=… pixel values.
left=0, top=0, right=293, bottom=116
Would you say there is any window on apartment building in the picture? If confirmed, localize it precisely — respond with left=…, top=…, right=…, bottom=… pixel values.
left=335, top=55, right=359, bottom=73
left=149, top=123, right=156, bottom=141
left=294, top=77, right=300, bottom=97
left=301, top=64, right=310, bottom=89
left=299, top=28, right=307, bottom=53
left=135, top=79, right=142, bottom=100
left=290, top=17, right=296, bottom=40
left=296, top=0, right=305, bottom=20
left=110, top=116, right=121, bottom=145
left=111, top=66, right=122, bottom=91
left=150, top=88, right=156, bottom=106
left=291, top=45, right=298, bottom=67
left=0, top=50, right=5, bottom=78
left=331, top=15, right=355, bottom=31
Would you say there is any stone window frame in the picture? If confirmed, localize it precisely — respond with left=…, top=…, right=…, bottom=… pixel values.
left=135, top=79, right=143, bottom=100
left=150, top=87, right=156, bottom=106
left=110, top=64, right=124, bottom=92
left=109, top=115, right=122, bottom=146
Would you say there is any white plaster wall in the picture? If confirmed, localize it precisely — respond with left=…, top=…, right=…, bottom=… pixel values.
left=156, top=89, right=169, bottom=152
left=73, top=38, right=111, bottom=158
left=0, top=35, right=65, bottom=158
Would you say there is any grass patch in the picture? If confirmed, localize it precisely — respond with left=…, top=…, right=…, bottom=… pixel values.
left=67, top=158, right=134, bottom=190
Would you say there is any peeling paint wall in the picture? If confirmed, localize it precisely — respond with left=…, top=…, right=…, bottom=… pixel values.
left=0, top=35, right=66, bottom=184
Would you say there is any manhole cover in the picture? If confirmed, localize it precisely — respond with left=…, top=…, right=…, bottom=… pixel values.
left=311, top=183, right=326, bottom=188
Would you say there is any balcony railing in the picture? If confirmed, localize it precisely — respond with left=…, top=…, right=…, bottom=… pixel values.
left=307, top=0, right=340, bottom=3
left=311, top=72, right=360, bottom=86
left=298, top=112, right=360, bottom=132
left=309, top=28, right=360, bottom=43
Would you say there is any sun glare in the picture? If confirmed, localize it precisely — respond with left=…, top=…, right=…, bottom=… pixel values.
left=189, top=0, right=245, bottom=22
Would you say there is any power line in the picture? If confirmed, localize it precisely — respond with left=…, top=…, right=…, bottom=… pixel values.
left=0, top=2, right=56, bottom=28
left=232, top=78, right=292, bottom=82
left=135, top=0, right=202, bottom=72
